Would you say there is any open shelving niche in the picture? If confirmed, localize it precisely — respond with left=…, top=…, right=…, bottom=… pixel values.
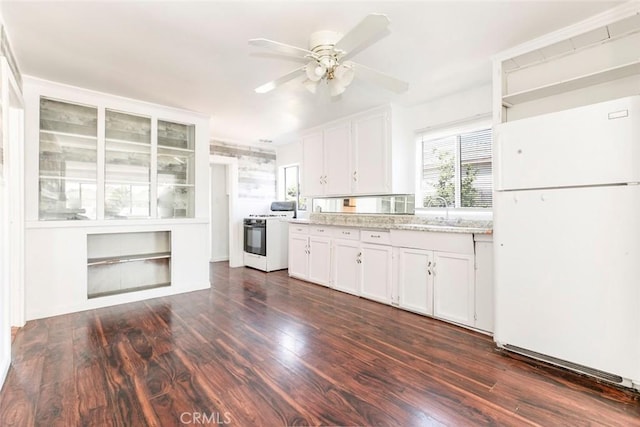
left=495, top=7, right=640, bottom=124
left=87, top=230, right=171, bottom=299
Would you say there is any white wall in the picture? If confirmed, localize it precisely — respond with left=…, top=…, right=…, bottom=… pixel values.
left=407, top=83, right=492, bottom=132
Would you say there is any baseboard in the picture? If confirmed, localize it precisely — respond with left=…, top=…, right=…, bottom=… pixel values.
left=0, top=352, right=9, bottom=392
left=210, top=256, right=229, bottom=263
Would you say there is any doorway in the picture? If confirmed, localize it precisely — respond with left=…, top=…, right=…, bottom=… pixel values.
left=209, top=155, right=241, bottom=267
left=210, top=163, right=229, bottom=261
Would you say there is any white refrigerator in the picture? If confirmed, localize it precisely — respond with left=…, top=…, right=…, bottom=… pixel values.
left=494, top=95, right=640, bottom=390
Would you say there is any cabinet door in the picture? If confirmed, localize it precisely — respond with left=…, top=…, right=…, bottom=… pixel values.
left=332, top=239, right=360, bottom=295
left=352, top=111, right=390, bottom=194
left=433, top=252, right=475, bottom=326
left=397, top=248, right=434, bottom=315
left=288, top=233, right=309, bottom=279
left=360, top=243, right=392, bottom=304
left=302, top=132, right=324, bottom=196
left=308, top=235, right=332, bottom=286
left=323, top=122, right=352, bottom=196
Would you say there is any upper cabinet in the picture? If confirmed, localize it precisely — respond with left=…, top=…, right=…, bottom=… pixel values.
left=301, top=105, right=413, bottom=198
left=25, top=77, right=209, bottom=222
left=494, top=3, right=640, bottom=124
left=302, top=121, right=352, bottom=197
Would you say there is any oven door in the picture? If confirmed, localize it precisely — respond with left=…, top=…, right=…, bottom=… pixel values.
left=244, top=219, right=266, bottom=256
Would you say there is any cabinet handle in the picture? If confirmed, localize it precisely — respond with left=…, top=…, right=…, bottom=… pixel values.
left=356, top=252, right=362, bottom=264
left=370, top=234, right=380, bottom=238
left=432, top=262, right=436, bottom=276
left=352, top=171, right=357, bottom=182
left=342, top=231, right=350, bottom=235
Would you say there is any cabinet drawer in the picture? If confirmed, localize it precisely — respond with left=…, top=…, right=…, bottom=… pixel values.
left=332, top=227, right=360, bottom=240
left=289, top=224, right=309, bottom=234
left=361, top=229, right=391, bottom=244
left=309, top=226, right=331, bottom=236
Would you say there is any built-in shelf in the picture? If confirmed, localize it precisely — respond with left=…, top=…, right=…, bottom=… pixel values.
left=503, top=61, right=640, bottom=106
left=87, top=231, right=171, bottom=298
left=88, top=251, right=171, bottom=266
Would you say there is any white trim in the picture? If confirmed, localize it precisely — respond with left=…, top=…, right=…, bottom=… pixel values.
left=24, top=75, right=210, bottom=119
left=210, top=155, right=241, bottom=267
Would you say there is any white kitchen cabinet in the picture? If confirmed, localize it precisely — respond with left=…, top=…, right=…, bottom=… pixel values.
left=301, top=132, right=324, bottom=196
left=332, top=238, right=360, bottom=296
left=308, top=235, right=331, bottom=286
left=397, top=247, right=434, bottom=315
left=360, top=242, right=393, bottom=304
left=301, top=105, right=413, bottom=197
left=288, top=226, right=309, bottom=280
left=323, top=122, right=352, bottom=195
left=301, top=121, right=351, bottom=197
left=433, top=252, right=475, bottom=327
left=351, top=106, right=413, bottom=195
left=288, top=224, right=332, bottom=287
left=352, top=110, right=388, bottom=194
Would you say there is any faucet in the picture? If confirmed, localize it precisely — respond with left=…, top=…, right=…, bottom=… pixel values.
left=426, top=196, right=449, bottom=220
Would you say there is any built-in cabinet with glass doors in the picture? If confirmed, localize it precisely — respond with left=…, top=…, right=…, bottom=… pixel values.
left=38, top=97, right=195, bottom=220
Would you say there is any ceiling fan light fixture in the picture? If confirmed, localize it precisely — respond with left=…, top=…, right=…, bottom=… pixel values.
left=334, top=63, right=355, bottom=87
left=305, top=60, right=324, bottom=82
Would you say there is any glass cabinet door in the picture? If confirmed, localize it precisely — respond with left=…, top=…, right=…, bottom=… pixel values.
left=39, top=98, right=98, bottom=220
left=104, top=110, right=151, bottom=219
left=157, top=120, right=195, bottom=218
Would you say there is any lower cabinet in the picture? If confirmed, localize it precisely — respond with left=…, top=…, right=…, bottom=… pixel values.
left=288, top=224, right=492, bottom=333
left=332, top=238, right=360, bottom=295
left=360, top=242, right=393, bottom=304
left=308, top=235, right=331, bottom=286
left=288, top=225, right=331, bottom=287
left=288, top=230, right=309, bottom=279
left=433, top=252, right=475, bottom=326
left=397, top=247, right=434, bottom=316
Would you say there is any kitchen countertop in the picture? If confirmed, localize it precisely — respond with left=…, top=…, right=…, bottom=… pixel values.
left=288, top=214, right=492, bottom=234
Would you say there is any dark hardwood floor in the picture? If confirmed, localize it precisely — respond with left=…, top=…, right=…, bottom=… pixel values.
left=1, top=262, right=639, bottom=426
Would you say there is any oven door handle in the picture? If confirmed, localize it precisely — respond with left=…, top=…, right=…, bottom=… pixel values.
left=244, top=225, right=266, bottom=229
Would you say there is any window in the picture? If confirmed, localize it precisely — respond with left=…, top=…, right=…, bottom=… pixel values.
left=283, top=165, right=306, bottom=211
left=420, top=127, right=492, bottom=209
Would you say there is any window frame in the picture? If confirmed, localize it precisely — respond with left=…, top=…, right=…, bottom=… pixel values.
left=415, top=119, right=493, bottom=214
left=281, top=164, right=306, bottom=211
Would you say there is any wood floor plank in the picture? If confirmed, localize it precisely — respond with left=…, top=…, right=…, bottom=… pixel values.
left=1, top=262, right=639, bottom=426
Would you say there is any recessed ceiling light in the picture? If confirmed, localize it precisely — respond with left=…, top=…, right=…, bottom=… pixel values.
left=259, top=138, right=272, bottom=143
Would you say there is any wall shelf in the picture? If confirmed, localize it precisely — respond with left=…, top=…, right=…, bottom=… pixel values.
left=503, top=61, right=640, bottom=107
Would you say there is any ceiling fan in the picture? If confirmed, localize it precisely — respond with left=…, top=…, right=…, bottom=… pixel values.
left=249, top=14, right=409, bottom=97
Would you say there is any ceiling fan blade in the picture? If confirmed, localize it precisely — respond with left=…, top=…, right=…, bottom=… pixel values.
left=351, top=62, right=408, bottom=93
left=334, top=14, right=390, bottom=59
left=254, top=66, right=305, bottom=94
left=249, top=38, right=315, bottom=58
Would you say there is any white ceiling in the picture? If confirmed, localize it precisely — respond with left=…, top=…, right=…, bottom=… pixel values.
left=0, top=1, right=622, bottom=145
